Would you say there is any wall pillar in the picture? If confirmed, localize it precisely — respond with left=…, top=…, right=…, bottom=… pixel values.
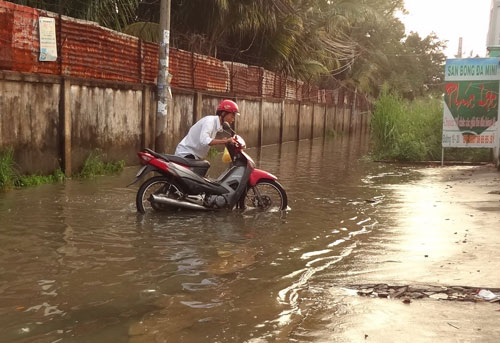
left=258, top=99, right=264, bottom=147
left=279, top=100, right=284, bottom=144
left=339, top=97, right=345, bottom=132
left=297, top=102, right=301, bottom=140
left=62, top=78, right=72, bottom=176
left=194, top=91, right=203, bottom=123
left=141, top=85, right=151, bottom=149
left=323, top=105, right=327, bottom=137
left=151, top=91, right=157, bottom=151
left=310, top=103, right=315, bottom=139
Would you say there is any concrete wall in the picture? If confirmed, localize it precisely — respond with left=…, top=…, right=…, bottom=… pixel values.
left=0, top=71, right=371, bottom=175
left=70, top=85, right=144, bottom=170
left=0, top=74, right=61, bottom=174
left=299, top=104, right=313, bottom=140
left=236, top=99, right=260, bottom=148
left=0, top=71, right=156, bottom=174
left=201, top=96, right=220, bottom=118
left=343, top=107, right=351, bottom=133
left=325, top=105, right=336, bottom=134
left=262, top=101, right=282, bottom=146
left=166, top=93, right=195, bottom=154
left=283, top=102, right=299, bottom=142
left=334, top=105, right=344, bottom=133
left=313, top=104, right=325, bottom=138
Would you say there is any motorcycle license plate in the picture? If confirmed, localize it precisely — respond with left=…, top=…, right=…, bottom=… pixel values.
left=136, top=165, right=147, bottom=177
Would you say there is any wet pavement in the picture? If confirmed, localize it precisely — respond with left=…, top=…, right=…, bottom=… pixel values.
left=1, top=134, right=500, bottom=342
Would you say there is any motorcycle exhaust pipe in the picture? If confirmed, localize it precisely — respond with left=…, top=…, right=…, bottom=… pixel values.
left=150, top=194, right=208, bottom=211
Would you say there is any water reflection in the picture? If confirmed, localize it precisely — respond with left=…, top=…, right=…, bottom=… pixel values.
left=0, top=133, right=419, bottom=342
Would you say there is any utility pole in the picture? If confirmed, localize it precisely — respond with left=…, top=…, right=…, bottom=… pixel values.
left=457, top=37, right=463, bottom=58
left=488, top=0, right=500, bottom=57
left=156, top=0, right=171, bottom=152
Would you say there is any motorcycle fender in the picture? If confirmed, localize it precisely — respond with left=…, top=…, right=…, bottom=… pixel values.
left=127, top=165, right=157, bottom=186
left=249, top=169, right=277, bottom=187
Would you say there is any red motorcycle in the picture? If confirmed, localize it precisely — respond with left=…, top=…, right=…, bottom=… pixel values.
left=129, top=126, right=288, bottom=213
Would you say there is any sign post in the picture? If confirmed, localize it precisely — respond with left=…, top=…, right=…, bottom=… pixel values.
left=442, top=58, right=500, bottom=165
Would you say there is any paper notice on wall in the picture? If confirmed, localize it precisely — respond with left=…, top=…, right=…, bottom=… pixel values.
left=157, top=101, right=167, bottom=116
left=39, top=17, right=57, bottom=62
left=163, top=30, right=170, bottom=45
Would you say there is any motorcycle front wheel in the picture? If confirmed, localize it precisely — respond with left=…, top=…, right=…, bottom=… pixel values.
left=239, top=179, right=288, bottom=211
left=136, top=176, right=183, bottom=214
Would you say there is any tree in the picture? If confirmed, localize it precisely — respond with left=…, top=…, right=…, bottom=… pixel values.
left=332, top=0, right=446, bottom=99
left=400, top=32, right=447, bottom=97
left=332, top=0, right=406, bottom=96
left=8, top=0, right=139, bottom=31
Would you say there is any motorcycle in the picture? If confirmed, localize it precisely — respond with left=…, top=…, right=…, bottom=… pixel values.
left=129, top=124, right=288, bottom=213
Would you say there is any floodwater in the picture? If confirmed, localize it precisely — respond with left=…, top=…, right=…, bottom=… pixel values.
left=0, top=134, right=422, bottom=343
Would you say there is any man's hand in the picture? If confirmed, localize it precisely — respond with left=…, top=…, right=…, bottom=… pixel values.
left=209, top=137, right=235, bottom=146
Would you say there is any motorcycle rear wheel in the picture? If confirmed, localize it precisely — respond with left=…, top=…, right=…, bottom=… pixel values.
left=239, top=179, right=288, bottom=211
left=136, top=176, right=183, bottom=214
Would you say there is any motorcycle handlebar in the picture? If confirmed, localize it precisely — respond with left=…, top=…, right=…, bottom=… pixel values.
left=222, top=122, right=236, bottom=136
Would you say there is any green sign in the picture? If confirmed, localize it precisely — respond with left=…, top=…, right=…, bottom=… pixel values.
left=443, top=58, right=500, bottom=148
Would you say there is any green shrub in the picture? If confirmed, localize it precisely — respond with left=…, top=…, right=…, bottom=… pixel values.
left=1, top=148, right=67, bottom=190
left=392, top=132, right=427, bottom=161
left=16, top=169, right=66, bottom=187
left=371, top=91, right=489, bottom=162
left=76, top=150, right=125, bottom=178
left=1, top=148, right=125, bottom=191
left=0, top=148, right=17, bottom=191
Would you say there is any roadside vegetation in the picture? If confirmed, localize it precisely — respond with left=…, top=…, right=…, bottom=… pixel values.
left=0, top=148, right=125, bottom=192
left=76, top=150, right=126, bottom=178
left=371, top=92, right=491, bottom=162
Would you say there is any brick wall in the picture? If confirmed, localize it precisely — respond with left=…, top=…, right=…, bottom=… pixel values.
left=0, top=1, right=369, bottom=108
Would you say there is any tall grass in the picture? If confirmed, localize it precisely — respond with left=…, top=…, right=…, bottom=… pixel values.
left=16, top=169, right=66, bottom=188
left=0, top=148, right=125, bottom=191
left=0, top=148, right=17, bottom=191
left=76, top=150, right=125, bottom=178
left=371, top=91, right=492, bottom=162
left=0, top=148, right=66, bottom=191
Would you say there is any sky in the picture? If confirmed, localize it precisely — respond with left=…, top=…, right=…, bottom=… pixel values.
left=397, top=0, right=492, bottom=58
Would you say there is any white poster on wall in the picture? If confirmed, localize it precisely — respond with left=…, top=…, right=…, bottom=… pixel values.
left=38, top=17, right=57, bottom=62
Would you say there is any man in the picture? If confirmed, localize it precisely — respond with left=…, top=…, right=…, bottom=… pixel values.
left=175, top=99, right=239, bottom=160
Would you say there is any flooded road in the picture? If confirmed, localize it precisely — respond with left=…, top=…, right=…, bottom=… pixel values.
left=2, top=134, right=497, bottom=342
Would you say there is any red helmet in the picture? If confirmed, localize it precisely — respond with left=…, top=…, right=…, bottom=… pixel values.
left=217, top=99, right=240, bottom=115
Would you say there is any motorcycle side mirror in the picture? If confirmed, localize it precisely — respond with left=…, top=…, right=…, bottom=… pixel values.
left=223, top=122, right=235, bottom=136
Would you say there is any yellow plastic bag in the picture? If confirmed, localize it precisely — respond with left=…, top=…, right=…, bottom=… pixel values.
left=222, top=147, right=231, bottom=163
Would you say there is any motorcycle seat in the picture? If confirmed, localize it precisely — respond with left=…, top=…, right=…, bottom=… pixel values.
left=144, top=148, right=210, bottom=169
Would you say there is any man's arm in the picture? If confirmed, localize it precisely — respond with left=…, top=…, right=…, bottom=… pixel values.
left=199, top=118, right=234, bottom=146
left=209, top=137, right=233, bottom=146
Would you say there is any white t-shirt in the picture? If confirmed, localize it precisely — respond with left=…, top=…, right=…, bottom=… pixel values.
left=175, top=115, right=222, bottom=159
